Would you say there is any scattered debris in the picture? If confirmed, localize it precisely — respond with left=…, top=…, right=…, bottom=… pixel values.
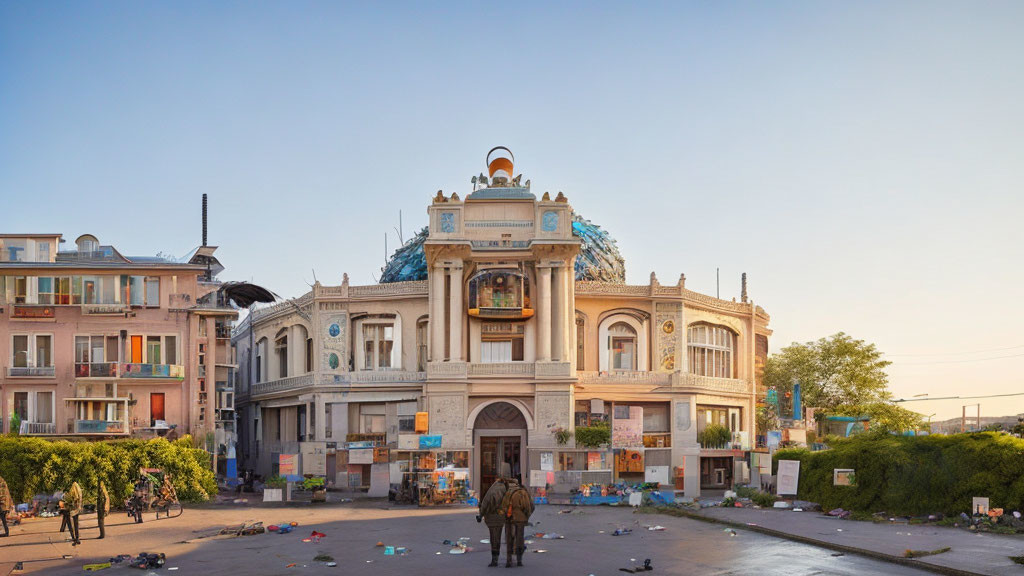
left=903, top=547, right=951, bottom=558
left=314, top=554, right=334, bottom=562
left=128, top=553, right=166, bottom=570
left=723, top=528, right=737, bottom=537
left=83, top=563, right=111, bottom=572
left=619, top=559, right=654, bottom=573
left=611, top=528, right=632, bottom=536
left=646, top=526, right=665, bottom=531
left=1010, top=555, right=1024, bottom=565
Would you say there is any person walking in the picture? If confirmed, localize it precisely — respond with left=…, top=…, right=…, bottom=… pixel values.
left=96, top=480, right=109, bottom=539
left=500, top=476, right=534, bottom=568
left=0, top=474, right=12, bottom=537
left=61, top=482, right=83, bottom=545
left=477, top=463, right=512, bottom=567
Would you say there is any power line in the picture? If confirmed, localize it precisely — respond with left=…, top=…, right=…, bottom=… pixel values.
left=893, top=392, right=1024, bottom=403
left=886, top=344, right=1024, bottom=357
left=892, top=352, right=1024, bottom=366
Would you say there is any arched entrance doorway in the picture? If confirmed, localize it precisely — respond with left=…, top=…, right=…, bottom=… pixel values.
left=472, top=401, right=528, bottom=496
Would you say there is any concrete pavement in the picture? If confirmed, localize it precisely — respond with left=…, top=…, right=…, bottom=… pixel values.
left=0, top=501, right=940, bottom=575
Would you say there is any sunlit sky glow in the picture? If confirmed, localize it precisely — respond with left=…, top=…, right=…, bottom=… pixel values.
left=2, top=2, right=1022, bottom=421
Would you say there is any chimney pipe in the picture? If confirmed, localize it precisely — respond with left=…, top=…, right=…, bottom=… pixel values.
left=741, top=272, right=748, bottom=303
left=202, top=194, right=208, bottom=247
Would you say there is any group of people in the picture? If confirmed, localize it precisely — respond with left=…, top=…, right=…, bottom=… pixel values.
left=477, top=464, right=535, bottom=568
left=0, top=474, right=111, bottom=545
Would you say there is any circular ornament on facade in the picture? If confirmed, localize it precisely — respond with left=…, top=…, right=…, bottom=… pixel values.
left=328, top=323, right=341, bottom=337
left=662, top=320, right=675, bottom=334
left=542, top=210, right=559, bottom=232
left=328, top=353, right=340, bottom=369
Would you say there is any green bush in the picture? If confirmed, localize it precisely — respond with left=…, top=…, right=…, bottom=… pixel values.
left=698, top=424, right=732, bottom=448
left=0, top=435, right=216, bottom=505
left=266, top=475, right=287, bottom=489
left=575, top=422, right=611, bottom=447
left=772, top=431, right=1024, bottom=516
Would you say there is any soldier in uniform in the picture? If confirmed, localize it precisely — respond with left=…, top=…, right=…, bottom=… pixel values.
left=60, top=482, right=83, bottom=545
left=96, top=480, right=110, bottom=539
left=477, top=463, right=512, bottom=567
left=0, top=474, right=12, bottom=537
left=500, top=476, right=534, bottom=567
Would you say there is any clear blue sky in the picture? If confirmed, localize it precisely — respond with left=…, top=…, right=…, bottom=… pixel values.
left=3, top=2, right=1022, bottom=420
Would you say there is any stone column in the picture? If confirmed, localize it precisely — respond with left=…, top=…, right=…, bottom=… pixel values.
left=431, top=265, right=445, bottom=361
left=449, top=264, right=463, bottom=361
left=559, top=265, right=572, bottom=363
left=551, top=265, right=564, bottom=361
left=537, top=265, right=551, bottom=361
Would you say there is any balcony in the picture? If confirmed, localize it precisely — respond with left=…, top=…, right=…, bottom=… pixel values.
left=675, top=373, right=750, bottom=395
left=577, top=370, right=671, bottom=386
left=75, top=362, right=119, bottom=378
left=75, top=420, right=127, bottom=434
left=121, top=363, right=184, bottom=379
left=468, top=362, right=535, bottom=377
left=19, top=421, right=57, bottom=435
left=251, top=373, right=315, bottom=396
left=320, top=371, right=427, bottom=385
left=8, top=366, right=56, bottom=378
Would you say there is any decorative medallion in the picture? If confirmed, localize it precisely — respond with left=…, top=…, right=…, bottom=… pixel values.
left=662, top=320, right=675, bottom=334
left=440, top=212, right=455, bottom=233
left=328, top=353, right=340, bottom=370
left=328, top=323, right=341, bottom=338
left=541, top=210, right=559, bottom=232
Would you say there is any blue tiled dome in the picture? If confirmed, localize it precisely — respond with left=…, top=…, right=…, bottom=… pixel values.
left=379, top=214, right=625, bottom=283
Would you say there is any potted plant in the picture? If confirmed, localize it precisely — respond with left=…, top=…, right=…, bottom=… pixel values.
left=552, top=427, right=573, bottom=445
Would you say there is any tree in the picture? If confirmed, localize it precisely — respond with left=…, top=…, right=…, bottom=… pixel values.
left=763, top=332, right=922, bottom=432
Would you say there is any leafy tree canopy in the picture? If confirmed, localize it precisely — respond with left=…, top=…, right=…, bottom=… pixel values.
left=764, top=332, right=922, bottom=431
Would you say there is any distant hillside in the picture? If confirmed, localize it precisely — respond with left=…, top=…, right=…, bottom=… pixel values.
left=929, top=413, right=1023, bottom=434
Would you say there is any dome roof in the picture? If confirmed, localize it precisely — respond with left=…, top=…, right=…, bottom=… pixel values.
left=379, top=213, right=626, bottom=283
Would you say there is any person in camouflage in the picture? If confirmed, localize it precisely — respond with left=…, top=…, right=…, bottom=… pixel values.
left=97, top=480, right=110, bottom=539
left=0, top=475, right=12, bottom=537
left=60, top=482, right=83, bottom=545
left=500, top=476, right=534, bottom=567
left=477, top=472, right=511, bottom=567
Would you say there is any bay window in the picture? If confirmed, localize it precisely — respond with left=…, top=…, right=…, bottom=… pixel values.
left=687, top=324, right=735, bottom=378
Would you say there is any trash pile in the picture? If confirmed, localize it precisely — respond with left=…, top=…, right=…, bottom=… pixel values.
left=128, top=553, right=166, bottom=570
left=220, top=521, right=266, bottom=536
left=268, top=521, right=299, bottom=534
left=957, top=509, right=1024, bottom=533
left=441, top=537, right=472, bottom=554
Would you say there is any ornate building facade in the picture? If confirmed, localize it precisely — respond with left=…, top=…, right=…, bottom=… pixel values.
left=233, top=149, right=771, bottom=496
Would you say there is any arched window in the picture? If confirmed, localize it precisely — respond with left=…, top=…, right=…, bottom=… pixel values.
left=275, top=329, right=288, bottom=378
left=609, top=322, right=637, bottom=371
left=688, top=324, right=735, bottom=378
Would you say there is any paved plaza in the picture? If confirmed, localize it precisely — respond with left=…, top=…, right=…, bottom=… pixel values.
left=0, top=501, right=938, bottom=576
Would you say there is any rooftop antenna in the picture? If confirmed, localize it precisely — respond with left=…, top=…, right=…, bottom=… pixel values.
left=716, top=267, right=720, bottom=299
left=393, top=210, right=404, bottom=245
left=201, top=194, right=208, bottom=247
left=741, top=272, right=748, bottom=303
left=311, top=268, right=318, bottom=283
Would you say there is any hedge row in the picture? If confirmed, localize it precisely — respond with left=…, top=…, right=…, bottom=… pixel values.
left=773, top=432, right=1024, bottom=516
left=0, top=435, right=217, bottom=505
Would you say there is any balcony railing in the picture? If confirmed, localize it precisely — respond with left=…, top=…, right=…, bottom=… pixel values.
left=75, top=420, right=127, bottom=434
left=468, top=362, right=535, bottom=377
left=75, top=362, right=118, bottom=378
left=8, top=366, right=56, bottom=377
left=577, top=371, right=671, bottom=386
left=676, top=373, right=750, bottom=394
left=121, top=363, right=184, bottom=379
left=19, top=421, right=57, bottom=435
left=252, top=373, right=315, bottom=396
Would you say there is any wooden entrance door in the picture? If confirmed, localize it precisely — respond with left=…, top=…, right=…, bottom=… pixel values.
left=150, top=392, right=165, bottom=425
left=480, top=436, right=521, bottom=496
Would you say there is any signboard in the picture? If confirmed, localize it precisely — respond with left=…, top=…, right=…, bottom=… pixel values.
left=587, top=452, right=609, bottom=471
left=972, top=497, right=990, bottom=515
left=540, top=452, right=554, bottom=472
left=419, top=435, right=442, bottom=449
left=349, top=448, right=373, bottom=464
left=279, top=454, right=298, bottom=476
left=767, top=431, right=782, bottom=449
left=644, top=466, right=670, bottom=485
left=12, top=305, right=54, bottom=319
left=833, top=469, right=855, bottom=486
left=612, top=406, right=643, bottom=448
left=373, top=447, right=390, bottom=463
left=300, top=443, right=327, bottom=476
left=590, top=399, right=604, bottom=414
left=415, top=412, right=429, bottom=433
left=398, top=434, right=419, bottom=450
left=777, top=459, right=800, bottom=495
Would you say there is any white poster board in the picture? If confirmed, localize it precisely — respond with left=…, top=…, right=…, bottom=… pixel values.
left=644, top=465, right=670, bottom=485
left=972, top=497, right=990, bottom=515
left=349, top=448, right=374, bottom=464
left=612, top=406, right=644, bottom=448
left=540, top=452, right=554, bottom=471
left=398, top=434, right=419, bottom=450
left=591, top=399, right=605, bottom=414
left=777, top=459, right=801, bottom=495
left=367, top=463, right=390, bottom=497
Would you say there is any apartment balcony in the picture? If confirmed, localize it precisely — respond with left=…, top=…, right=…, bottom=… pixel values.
left=8, top=366, right=56, bottom=378
left=75, top=420, right=127, bottom=434
left=251, top=373, right=315, bottom=397
left=577, top=370, right=672, bottom=386
left=19, top=421, right=57, bottom=435
left=121, top=363, right=185, bottom=379
left=75, top=362, right=119, bottom=378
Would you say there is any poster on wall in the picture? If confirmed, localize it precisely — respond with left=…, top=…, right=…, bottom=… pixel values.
left=612, top=406, right=644, bottom=448
left=419, top=435, right=442, bottom=449
left=279, top=454, right=298, bottom=476
left=530, top=470, right=548, bottom=487
left=777, top=459, right=800, bottom=495
left=540, top=452, right=554, bottom=471
left=587, top=452, right=610, bottom=471
left=368, top=463, right=390, bottom=497
left=767, top=431, right=782, bottom=449
left=833, top=469, right=855, bottom=486
left=349, top=448, right=374, bottom=464
left=644, top=465, right=670, bottom=485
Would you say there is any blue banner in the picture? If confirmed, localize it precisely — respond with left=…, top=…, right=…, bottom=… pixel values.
left=419, top=435, right=442, bottom=449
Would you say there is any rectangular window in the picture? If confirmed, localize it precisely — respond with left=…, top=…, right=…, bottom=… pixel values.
left=612, top=337, right=635, bottom=370
left=13, top=392, right=28, bottom=421
left=12, top=335, right=29, bottom=367
left=37, top=242, right=50, bottom=262
left=37, top=277, right=54, bottom=305
left=480, top=340, right=512, bottom=362
left=147, top=336, right=162, bottom=364
left=14, top=276, right=27, bottom=304
left=164, top=336, right=177, bottom=365
left=398, top=415, right=416, bottom=432
left=362, top=323, right=394, bottom=370
left=35, top=335, right=52, bottom=367
left=35, top=391, right=53, bottom=424
left=83, top=276, right=98, bottom=304
left=102, top=276, right=117, bottom=304
left=56, top=277, right=71, bottom=305
left=305, top=338, right=313, bottom=373
left=361, top=414, right=386, bottom=434
left=145, top=277, right=160, bottom=307
left=417, top=321, right=428, bottom=371
left=72, top=276, right=83, bottom=304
